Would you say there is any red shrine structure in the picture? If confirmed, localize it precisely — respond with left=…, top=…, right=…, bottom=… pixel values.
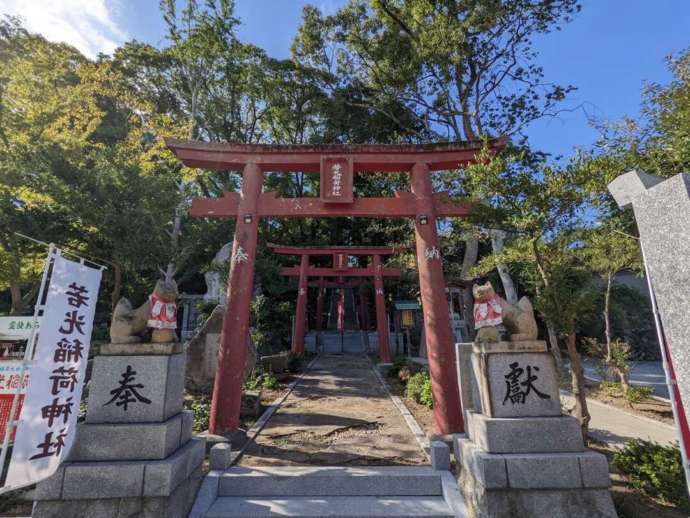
left=166, top=138, right=505, bottom=436
left=269, top=245, right=404, bottom=362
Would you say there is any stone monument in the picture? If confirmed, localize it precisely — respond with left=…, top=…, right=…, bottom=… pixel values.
left=33, top=281, right=204, bottom=517
left=203, top=242, right=232, bottom=304
left=454, top=287, right=617, bottom=517
left=608, top=171, right=690, bottom=471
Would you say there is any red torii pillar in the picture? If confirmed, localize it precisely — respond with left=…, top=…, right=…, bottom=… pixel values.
left=315, top=277, right=325, bottom=332
left=372, top=254, right=391, bottom=363
left=292, top=254, right=310, bottom=355
left=209, top=162, right=261, bottom=433
left=411, top=162, right=460, bottom=434
left=359, top=288, right=369, bottom=332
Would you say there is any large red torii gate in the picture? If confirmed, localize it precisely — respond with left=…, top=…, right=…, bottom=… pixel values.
left=166, top=138, right=505, bottom=435
left=269, top=245, right=404, bottom=362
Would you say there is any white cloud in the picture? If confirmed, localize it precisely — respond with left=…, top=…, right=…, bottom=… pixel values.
left=2, top=0, right=128, bottom=58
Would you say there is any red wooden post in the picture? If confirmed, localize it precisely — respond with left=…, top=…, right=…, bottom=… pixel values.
left=359, top=288, right=369, bottom=331
left=410, top=162, right=464, bottom=435
left=336, top=287, right=346, bottom=332
left=315, top=277, right=325, bottom=332
left=293, top=254, right=309, bottom=355
left=373, top=254, right=392, bottom=363
left=210, top=162, right=262, bottom=434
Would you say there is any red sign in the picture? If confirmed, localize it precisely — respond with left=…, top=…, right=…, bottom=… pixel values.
left=0, top=361, right=29, bottom=442
left=320, top=156, right=353, bottom=203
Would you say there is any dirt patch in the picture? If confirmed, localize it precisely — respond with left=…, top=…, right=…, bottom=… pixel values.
left=239, top=355, right=427, bottom=466
left=587, top=441, right=688, bottom=518
left=383, top=375, right=435, bottom=436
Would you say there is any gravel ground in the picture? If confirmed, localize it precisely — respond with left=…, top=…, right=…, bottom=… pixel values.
left=240, top=354, right=427, bottom=466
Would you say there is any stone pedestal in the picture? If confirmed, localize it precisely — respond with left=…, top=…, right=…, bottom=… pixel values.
left=33, top=343, right=204, bottom=518
left=455, top=342, right=617, bottom=518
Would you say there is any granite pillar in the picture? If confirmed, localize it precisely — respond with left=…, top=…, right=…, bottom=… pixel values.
left=608, top=171, right=690, bottom=476
left=454, top=341, right=617, bottom=518
left=33, top=343, right=204, bottom=518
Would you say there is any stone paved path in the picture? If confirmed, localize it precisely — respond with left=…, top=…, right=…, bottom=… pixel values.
left=240, top=354, right=427, bottom=466
left=561, top=392, right=677, bottom=446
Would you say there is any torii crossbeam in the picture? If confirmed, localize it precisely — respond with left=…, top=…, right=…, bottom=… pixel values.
left=270, top=245, right=403, bottom=361
left=166, top=138, right=505, bottom=436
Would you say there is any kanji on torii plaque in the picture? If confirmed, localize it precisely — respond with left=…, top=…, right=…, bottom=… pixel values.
left=165, top=138, right=506, bottom=436
left=270, top=244, right=405, bottom=362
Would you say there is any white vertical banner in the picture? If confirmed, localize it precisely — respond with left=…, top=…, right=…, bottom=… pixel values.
left=6, top=255, right=102, bottom=488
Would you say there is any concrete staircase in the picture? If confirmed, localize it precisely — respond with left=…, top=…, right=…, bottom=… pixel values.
left=320, top=330, right=365, bottom=353
left=191, top=466, right=468, bottom=517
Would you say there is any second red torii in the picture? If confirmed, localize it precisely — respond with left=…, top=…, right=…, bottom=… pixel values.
left=270, top=245, right=404, bottom=362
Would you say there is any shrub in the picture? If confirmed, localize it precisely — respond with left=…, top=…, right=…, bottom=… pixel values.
left=584, top=337, right=633, bottom=394
left=419, top=377, right=434, bottom=408
left=406, top=372, right=433, bottom=408
left=184, top=397, right=210, bottom=433
left=262, top=373, right=279, bottom=390
left=599, top=380, right=622, bottom=395
left=613, top=439, right=688, bottom=509
left=624, top=385, right=654, bottom=404
left=243, top=374, right=261, bottom=391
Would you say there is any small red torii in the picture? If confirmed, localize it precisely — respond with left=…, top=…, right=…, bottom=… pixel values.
left=269, top=244, right=404, bottom=362
left=166, top=138, right=505, bottom=436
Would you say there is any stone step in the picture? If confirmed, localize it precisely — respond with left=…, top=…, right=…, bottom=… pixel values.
left=205, top=496, right=454, bottom=517
left=218, top=466, right=443, bottom=497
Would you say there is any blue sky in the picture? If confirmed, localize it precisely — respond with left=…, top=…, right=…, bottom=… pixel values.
left=3, top=0, right=689, bottom=160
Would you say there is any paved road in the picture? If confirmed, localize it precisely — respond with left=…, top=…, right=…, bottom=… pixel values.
left=582, top=357, right=669, bottom=400
left=240, top=354, right=427, bottom=466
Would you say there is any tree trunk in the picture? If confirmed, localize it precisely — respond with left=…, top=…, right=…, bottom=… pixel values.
left=111, top=262, right=123, bottom=309
left=547, top=323, right=564, bottom=368
left=489, top=229, right=517, bottom=303
left=164, top=200, right=183, bottom=282
left=566, top=330, right=591, bottom=432
left=9, top=279, right=24, bottom=316
left=615, top=366, right=631, bottom=395
left=460, top=232, right=479, bottom=338
left=603, top=271, right=613, bottom=362
left=531, top=239, right=563, bottom=367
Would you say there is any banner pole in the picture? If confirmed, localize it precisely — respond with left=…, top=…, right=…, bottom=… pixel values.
left=0, top=245, right=56, bottom=487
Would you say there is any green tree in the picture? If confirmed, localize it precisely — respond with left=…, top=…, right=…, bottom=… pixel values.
left=292, top=1, right=583, bottom=318
left=580, top=221, right=641, bottom=362
left=466, top=151, right=596, bottom=429
left=293, top=0, right=580, bottom=141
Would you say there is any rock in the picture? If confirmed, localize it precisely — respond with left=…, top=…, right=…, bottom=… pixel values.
left=260, top=352, right=289, bottom=374
left=240, top=391, right=261, bottom=418
left=185, top=306, right=257, bottom=392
